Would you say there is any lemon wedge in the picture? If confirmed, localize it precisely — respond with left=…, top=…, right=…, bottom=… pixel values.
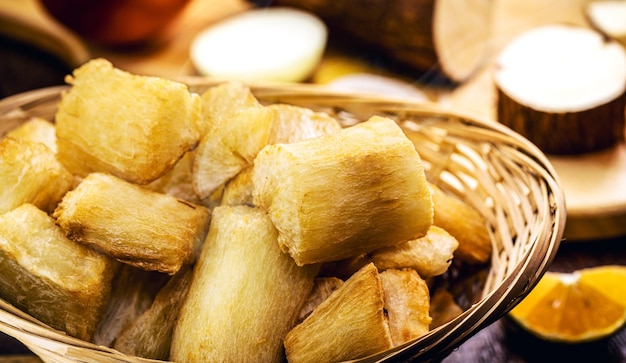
left=509, top=266, right=626, bottom=343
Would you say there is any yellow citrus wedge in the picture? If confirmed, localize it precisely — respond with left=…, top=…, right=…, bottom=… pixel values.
left=509, top=265, right=626, bottom=343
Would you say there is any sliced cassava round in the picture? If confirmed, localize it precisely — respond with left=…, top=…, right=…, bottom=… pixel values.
left=248, top=0, right=491, bottom=83
left=585, top=0, right=626, bottom=47
left=495, top=24, right=626, bottom=154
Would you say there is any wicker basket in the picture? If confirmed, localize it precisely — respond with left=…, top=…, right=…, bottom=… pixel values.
left=0, top=82, right=566, bottom=363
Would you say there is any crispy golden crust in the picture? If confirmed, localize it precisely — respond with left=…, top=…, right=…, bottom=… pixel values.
left=55, top=58, right=202, bottom=184
left=0, top=204, right=116, bottom=341
left=53, top=172, right=210, bottom=275
left=253, top=116, right=433, bottom=265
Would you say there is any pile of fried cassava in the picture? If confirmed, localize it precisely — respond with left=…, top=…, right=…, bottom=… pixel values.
left=0, top=58, right=491, bottom=362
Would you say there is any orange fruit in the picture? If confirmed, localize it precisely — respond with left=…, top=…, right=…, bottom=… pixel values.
left=509, top=265, right=626, bottom=343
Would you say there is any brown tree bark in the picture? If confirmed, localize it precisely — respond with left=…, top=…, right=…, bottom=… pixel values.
left=248, top=0, right=492, bottom=83
left=495, top=24, right=626, bottom=154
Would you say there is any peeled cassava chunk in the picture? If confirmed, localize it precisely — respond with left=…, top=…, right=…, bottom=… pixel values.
left=53, top=172, right=211, bottom=275
left=114, top=266, right=193, bottom=360
left=284, top=263, right=393, bottom=363
left=93, top=264, right=170, bottom=347
left=252, top=116, right=433, bottom=265
left=0, top=137, right=73, bottom=214
left=371, top=225, right=458, bottom=278
left=220, top=166, right=254, bottom=206
left=266, top=103, right=342, bottom=144
left=321, top=225, right=458, bottom=280
left=0, top=203, right=116, bottom=341
left=429, top=182, right=492, bottom=264
left=146, top=152, right=202, bottom=205
left=5, top=117, right=57, bottom=153
left=55, top=58, right=202, bottom=184
left=429, top=288, right=464, bottom=329
left=221, top=104, right=341, bottom=207
left=297, top=276, right=344, bottom=324
left=192, top=81, right=274, bottom=202
left=170, top=205, right=318, bottom=363
left=380, top=268, right=431, bottom=346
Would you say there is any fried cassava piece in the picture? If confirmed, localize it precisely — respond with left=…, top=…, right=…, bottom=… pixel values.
left=55, top=58, right=202, bottom=184
left=428, top=182, right=492, bottom=264
left=284, top=263, right=393, bottom=363
left=252, top=116, right=434, bottom=265
left=320, top=225, right=459, bottom=280
left=53, top=172, right=211, bottom=275
left=285, top=264, right=432, bottom=363
left=380, top=268, right=431, bottom=346
left=5, top=117, right=57, bottom=153
left=0, top=137, right=73, bottom=214
left=93, top=264, right=170, bottom=347
left=221, top=103, right=342, bottom=207
left=191, top=81, right=274, bottom=202
left=114, top=266, right=193, bottom=360
left=170, top=205, right=318, bottom=363
left=0, top=203, right=116, bottom=341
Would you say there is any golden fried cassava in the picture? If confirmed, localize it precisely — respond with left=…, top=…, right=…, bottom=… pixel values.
left=0, top=204, right=116, bottom=341
left=0, top=137, right=73, bottom=214
left=171, top=205, right=318, bottom=363
left=53, top=172, right=210, bottom=274
left=252, top=116, right=433, bottom=265
left=55, top=58, right=202, bottom=184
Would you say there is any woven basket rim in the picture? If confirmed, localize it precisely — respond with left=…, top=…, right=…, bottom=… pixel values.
left=0, top=82, right=566, bottom=363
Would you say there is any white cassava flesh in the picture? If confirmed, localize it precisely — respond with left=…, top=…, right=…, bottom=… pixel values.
left=495, top=24, right=626, bottom=154
left=586, top=1, right=626, bottom=46
left=252, top=116, right=433, bottom=265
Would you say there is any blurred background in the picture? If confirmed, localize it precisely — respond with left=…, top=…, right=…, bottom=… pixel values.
left=0, top=0, right=601, bottom=120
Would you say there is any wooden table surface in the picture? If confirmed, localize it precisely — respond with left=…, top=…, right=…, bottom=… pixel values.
left=1, top=0, right=625, bottom=361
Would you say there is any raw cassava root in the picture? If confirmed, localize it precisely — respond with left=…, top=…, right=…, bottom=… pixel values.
left=585, top=0, right=626, bottom=47
left=495, top=24, right=626, bottom=154
left=247, top=0, right=492, bottom=83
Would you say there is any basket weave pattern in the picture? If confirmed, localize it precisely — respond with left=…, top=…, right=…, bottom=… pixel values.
left=0, top=82, right=566, bottom=363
